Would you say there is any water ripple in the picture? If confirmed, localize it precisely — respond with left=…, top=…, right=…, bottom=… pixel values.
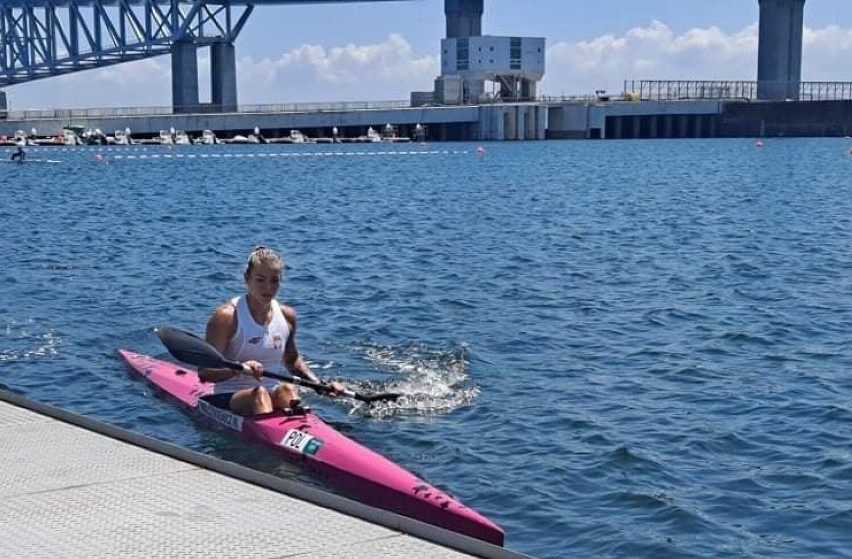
left=4, top=140, right=852, bottom=558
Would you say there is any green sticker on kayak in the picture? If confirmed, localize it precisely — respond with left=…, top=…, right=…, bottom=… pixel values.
left=303, top=438, right=324, bottom=455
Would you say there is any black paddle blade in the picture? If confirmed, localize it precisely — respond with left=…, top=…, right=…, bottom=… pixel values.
left=154, top=325, right=234, bottom=370
left=359, top=392, right=403, bottom=403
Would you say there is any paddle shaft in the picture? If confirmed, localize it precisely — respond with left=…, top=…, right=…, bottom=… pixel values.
left=217, top=356, right=355, bottom=399
left=155, top=325, right=400, bottom=403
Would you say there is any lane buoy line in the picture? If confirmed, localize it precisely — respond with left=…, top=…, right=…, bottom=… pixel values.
left=107, top=150, right=469, bottom=161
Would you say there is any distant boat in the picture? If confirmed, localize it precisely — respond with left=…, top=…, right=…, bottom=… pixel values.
left=288, top=129, right=309, bottom=143
left=267, top=130, right=311, bottom=144
left=194, top=130, right=220, bottom=145
left=362, top=125, right=411, bottom=143
left=174, top=131, right=192, bottom=145
left=109, top=129, right=135, bottom=145
left=1, top=157, right=61, bottom=165
left=366, top=126, right=383, bottom=143
left=224, top=134, right=260, bottom=144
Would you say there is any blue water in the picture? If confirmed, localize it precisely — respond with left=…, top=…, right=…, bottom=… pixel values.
left=3, top=139, right=852, bottom=558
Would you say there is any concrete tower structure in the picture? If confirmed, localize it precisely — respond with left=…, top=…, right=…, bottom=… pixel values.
left=438, top=0, right=485, bottom=103
left=757, top=0, right=805, bottom=101
left=444, top=0, right=483, bottom=38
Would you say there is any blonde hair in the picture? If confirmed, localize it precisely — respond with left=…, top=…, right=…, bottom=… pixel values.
left=244, top=245, right=284, bottom=279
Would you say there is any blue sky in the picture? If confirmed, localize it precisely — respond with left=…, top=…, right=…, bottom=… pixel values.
left=7, top=0, right=852, bottom=109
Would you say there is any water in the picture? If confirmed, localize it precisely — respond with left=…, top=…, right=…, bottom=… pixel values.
left=3, top=139, right=852, bottom=558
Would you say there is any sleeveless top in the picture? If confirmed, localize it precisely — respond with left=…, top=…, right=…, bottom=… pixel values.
left=212, top=295, right=290, bottom=393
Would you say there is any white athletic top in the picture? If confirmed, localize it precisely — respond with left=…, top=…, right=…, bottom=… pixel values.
left=213, top=295, right=290, bottom=393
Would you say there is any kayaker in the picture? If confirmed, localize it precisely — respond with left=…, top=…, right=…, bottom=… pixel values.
left=10, top=146, right=25, bottom=163
left=200, top=245, right=344, bottom=415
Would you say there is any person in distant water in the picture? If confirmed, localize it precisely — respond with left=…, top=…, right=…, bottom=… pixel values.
left=200, top=246, right=344, bottom=415
left=10, top=146, right=25, bottom=163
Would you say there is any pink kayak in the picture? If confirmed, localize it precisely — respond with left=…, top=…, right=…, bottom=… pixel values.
left=117, top=349, right=504, bottom=546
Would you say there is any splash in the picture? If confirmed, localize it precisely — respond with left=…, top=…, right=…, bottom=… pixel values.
left=344, top=341, right=481, bottom=418
left=0, top=317, right=61, bottom=363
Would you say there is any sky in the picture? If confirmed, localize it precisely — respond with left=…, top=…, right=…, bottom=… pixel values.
left=6, top=0, right=852, bottom=109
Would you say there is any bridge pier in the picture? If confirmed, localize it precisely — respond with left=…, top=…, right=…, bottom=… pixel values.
left=171, top=41, right=238, bottom=114
left=171, top=42, right=199, bottom=114
left=445, top=0, right=482, bottom=38
left=211, top=42, right=238, bottom=113
left=757, top=0, right=805, bottom=101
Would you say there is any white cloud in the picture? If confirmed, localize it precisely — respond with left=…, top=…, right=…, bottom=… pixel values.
left=542, top=21, right=759, bottom=97
left=4, top=23, right=852, bottom=109
left=802, top=25, right=852, bottom=78
left=541, top=20, right=852, bottom=97
left=238, top=33, right=437, bottom=102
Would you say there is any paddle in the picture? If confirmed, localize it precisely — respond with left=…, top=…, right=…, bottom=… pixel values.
left=154, top=325, right=401, bottom=403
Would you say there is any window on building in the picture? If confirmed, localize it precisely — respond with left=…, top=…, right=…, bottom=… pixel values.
left=510, top=37, right=521, bottom=70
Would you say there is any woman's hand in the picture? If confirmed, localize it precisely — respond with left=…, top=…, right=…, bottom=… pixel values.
left=241, top=360, right=264, bottom=380
left=319, top=380, right=346, bottom=398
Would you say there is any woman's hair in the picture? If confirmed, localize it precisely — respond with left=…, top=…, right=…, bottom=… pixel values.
left=244, top=245, right=284, bottom=279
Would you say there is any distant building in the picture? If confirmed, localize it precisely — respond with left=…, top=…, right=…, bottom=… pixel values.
left=415, top=36, right=545, bottom=106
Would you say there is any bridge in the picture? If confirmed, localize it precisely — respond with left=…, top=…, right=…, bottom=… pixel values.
left=0, top=0, right=824, bottom=111
left=0, top=0, right=487, bottom=111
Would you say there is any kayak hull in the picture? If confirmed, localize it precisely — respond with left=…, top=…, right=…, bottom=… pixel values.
left=117, top=349, right=504, bottom=546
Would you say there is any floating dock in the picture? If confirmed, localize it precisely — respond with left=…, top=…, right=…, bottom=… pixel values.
left=0, top=390, right=532, bottom=559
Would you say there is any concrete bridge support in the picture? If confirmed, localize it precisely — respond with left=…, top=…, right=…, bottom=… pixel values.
left=757, top=0, right=805, bottom=101
left=445, top=0, right=483, bottom=38
left=211, top=42, right=238, bottom=113
left=171, top=41, right=199, bottom=113
left=172, top=41, right=238, bottom=113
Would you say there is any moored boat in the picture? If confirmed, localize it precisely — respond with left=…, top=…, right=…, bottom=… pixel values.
left=117, top=349, right=505, bottom=545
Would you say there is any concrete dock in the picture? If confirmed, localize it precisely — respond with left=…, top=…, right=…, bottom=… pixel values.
left=0, top=390, right=532, bottom=559
left=0, top=101, right=549, bottom=142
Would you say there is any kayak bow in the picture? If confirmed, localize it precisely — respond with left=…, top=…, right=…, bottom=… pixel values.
left=117, top=349, right=504, bottom=546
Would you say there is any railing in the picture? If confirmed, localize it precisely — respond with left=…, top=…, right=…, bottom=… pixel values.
left=536, top=94, right=600, bottom=104
left=6, top=99, right=413, bottom=121
left=623, top=80, right=852, bottom=102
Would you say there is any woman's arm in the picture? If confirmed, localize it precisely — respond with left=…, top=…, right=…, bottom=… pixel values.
left=282, top=305, right=344, bottom=395
left=281, top=305, right=321, bottom=383
left=199, top=302, right=246, bottom=382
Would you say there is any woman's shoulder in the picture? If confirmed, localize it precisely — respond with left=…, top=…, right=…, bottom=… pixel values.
left=276, top=300, right=297, bottom=322
left=208, top=298, right=239, bottom=329
left=205, top=298, right=240, bottom=348
left=213, top=297, right=239, bottom=316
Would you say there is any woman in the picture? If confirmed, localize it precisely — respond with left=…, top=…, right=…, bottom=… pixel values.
left=200, top=246, right=343, bottom=415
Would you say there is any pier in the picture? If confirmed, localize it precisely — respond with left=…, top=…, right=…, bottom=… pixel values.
left=0, top=389, right=531, bottom=558
left=0, top=100, right=549, bottom=143
left=3, top=90, right=852, bottom=143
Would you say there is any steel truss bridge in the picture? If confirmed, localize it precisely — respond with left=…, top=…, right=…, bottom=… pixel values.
left=0, top=0, right=441, bottom=111
left=1, top=0, right=246, bottom=86
left=0, top=0, right=416, bottom=85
